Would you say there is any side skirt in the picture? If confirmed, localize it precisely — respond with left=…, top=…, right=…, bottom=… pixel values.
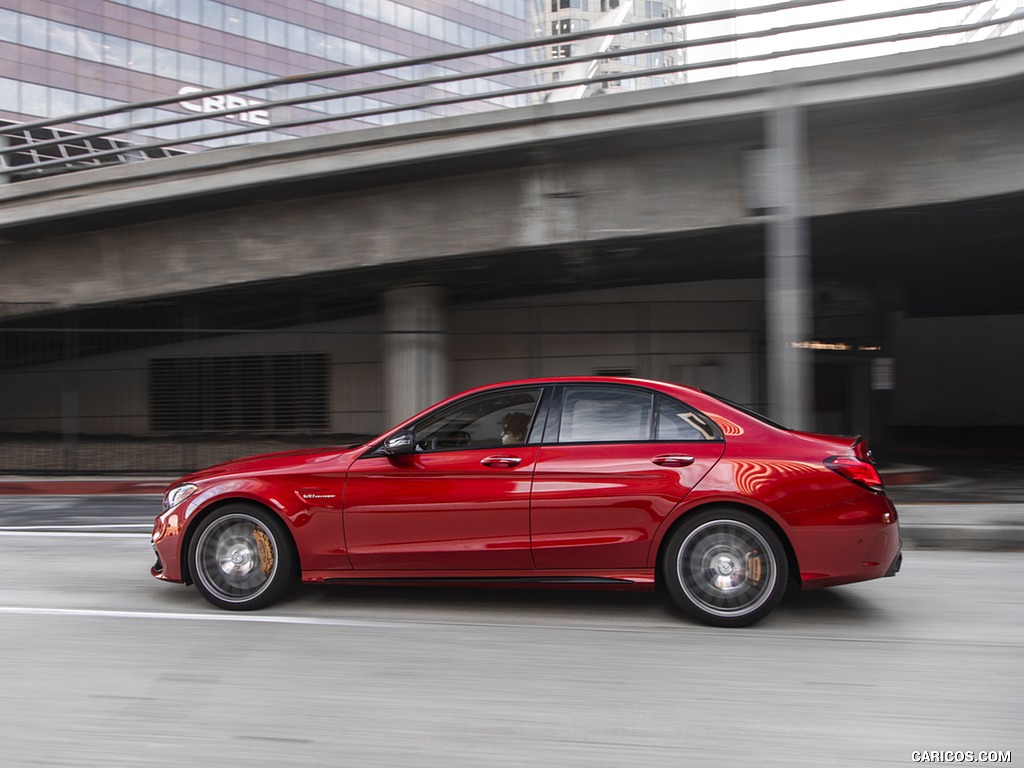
left=301, top=570, right=656, bottom=590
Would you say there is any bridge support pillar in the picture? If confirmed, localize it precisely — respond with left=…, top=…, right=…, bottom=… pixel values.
left=383, top=285, right=450, bottom=429
left=765, top=92, right=813, bottom=430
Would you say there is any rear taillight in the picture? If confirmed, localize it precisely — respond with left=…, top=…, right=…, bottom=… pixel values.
left=825, top=456, right=885, bottom=494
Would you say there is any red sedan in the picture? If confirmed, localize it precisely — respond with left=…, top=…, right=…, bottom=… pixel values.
left=151, top=377, right=902, bottom=627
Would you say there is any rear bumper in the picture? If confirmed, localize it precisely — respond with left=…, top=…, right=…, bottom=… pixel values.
left=791, top=494, right=903, bottom=590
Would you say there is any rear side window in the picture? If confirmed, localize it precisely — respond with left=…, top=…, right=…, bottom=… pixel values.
left=655, top=397, right=719, bottom=440
left=559, top=387, right=652, bottom=443
left=557, top=386, right=720, bottom=443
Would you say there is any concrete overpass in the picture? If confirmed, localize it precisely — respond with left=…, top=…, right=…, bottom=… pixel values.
left=1, top=35, right=1023, bottom=465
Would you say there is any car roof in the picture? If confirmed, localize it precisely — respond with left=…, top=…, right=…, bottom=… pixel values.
left=429, top=377, right=709, bottom=414
left=466, top=376, right=702, bottom=395
left=386, top=376, right=779, bottom=441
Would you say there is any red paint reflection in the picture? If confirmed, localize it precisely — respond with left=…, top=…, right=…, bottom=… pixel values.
left=707, top=413, right=744, bottom=436
left=731, top=459, right=817, bottom=495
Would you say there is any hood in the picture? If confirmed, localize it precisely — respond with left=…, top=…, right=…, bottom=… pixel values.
left=178, top=444, right=365, bottom=485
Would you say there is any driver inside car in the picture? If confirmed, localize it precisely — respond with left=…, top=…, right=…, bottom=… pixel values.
left=500, top=412, right=530, bottom=445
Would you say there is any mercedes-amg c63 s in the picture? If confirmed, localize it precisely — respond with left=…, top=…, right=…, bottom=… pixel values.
left=151, top=377, right=901, bottom=627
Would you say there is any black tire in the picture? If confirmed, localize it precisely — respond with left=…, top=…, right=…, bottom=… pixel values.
left=188, top=503, right=296, bottom=611
left=662, top=508, right=788, bottom=628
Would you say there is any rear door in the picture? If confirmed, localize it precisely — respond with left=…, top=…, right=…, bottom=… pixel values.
left=530, top=384, right=724, bottom=570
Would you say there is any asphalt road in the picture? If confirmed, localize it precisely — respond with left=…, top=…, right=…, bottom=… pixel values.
left=0, top=500, right=1021, bottom=767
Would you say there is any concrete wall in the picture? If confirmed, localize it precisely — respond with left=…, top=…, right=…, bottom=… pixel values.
left=4, top=99, right=1024, bottom=312
left=892, top=313, right=1024, bottom=426
left=451, top=281, right=762, bottom=406
left=0, top=140, right=753, bottom=311
left=0, top=280, right=764, bottom=437
left=3, top=282, right=1022, bottom=470
left=809, top=99, right=1024, bottom=216
left=0, top=314, right=383, bottom=436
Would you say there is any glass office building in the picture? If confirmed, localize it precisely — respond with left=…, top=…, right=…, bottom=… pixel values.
left=0, top=0, right=701, bottom=179
left=0, top=0, right=536, bottom=143
left=533, top=0, right=686, bottom=95
left=4, top=1, right=1021, bottom=132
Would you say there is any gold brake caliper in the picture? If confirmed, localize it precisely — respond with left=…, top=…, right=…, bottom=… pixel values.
left=747, top=550, right=763, bottom=584
left=252, top=527, right=274, bottom=576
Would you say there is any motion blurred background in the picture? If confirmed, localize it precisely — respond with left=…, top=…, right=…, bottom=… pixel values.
left=1, top=0, right=1022, bottom=477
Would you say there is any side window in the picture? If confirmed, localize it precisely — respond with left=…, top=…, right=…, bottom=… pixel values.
left=413, top=388, right=542, bottom=452
left=558, top=386, right=653, bottom=443
left=655, top=396, right=718, bottom=441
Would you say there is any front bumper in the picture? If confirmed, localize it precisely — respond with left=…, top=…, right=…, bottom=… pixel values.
left=151, top=510, right=185, bottom=583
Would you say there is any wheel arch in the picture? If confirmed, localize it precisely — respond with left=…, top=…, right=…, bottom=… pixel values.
left=653, top=501, right=801, bottom=591
left=180, top=497, right=300, bottom=586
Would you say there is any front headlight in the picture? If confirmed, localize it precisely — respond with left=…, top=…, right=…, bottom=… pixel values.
left=163, top=482, right=199, bottom=511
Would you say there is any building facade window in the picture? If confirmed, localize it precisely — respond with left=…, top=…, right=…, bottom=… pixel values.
left=109, top=0, right=525, bottom=63
left=552, top=0, right=590, bottom=11
left=552, top=17, right=589, bottom=34
left=149, top=353, right=329, bottom=433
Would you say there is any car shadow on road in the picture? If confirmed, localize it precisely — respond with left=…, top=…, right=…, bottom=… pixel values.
left=148, top=573, right=894, bottom=628
left=277, top=581, right=894, bottom=629
left=773, top=584, right=891, bottom=625
left=296, top=582, right=679, bottom=623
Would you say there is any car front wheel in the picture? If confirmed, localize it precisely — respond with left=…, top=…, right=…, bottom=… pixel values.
left=663, top=508, right=788, bottom=627
left=189, top=504, right=295, bottom=610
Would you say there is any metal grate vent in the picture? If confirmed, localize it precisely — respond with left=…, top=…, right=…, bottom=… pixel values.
left=149, top=353, right=329, bottom=433
left=1, top=119, right=187, bottom=182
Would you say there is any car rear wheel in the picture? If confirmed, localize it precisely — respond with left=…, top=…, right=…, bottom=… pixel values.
left=189, top=504, right=295, bottom=610
left=663, top=508, right=788, bottom=627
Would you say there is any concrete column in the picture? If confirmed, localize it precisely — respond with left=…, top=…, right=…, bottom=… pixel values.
left=383, top=285, right=449, bottom=429
left=765, top=90, right=813, bottom=430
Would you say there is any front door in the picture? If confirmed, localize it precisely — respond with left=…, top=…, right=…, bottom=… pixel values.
left=343, top=387, right=545, bottom=571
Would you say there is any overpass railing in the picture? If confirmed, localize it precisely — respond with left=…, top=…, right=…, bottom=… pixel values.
left=1, top=0, right=1022, bottom=182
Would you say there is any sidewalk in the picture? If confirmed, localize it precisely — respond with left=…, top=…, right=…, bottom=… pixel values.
left=0, top=462, right=1022, bottom=551
left=894, top=503, right=1024, bottom=550
left=883, top=462, right=1024, bottom=550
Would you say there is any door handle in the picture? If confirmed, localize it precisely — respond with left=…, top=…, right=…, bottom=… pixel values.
left=481, top=455, right=523, bottom=468
left=652, top=454, right=695, bottom=467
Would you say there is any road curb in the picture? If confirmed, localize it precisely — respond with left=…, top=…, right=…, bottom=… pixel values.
left=900, top=524, right=1024, bottom=551
left=0, top=479, right=168, bottom=495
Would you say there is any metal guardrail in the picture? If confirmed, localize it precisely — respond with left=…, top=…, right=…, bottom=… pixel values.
left=1, top=0, right=1022, bottom=181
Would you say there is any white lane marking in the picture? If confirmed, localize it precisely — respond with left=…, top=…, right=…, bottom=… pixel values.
left=0, top=524, right=151, bottom=530
left=0, top=605, right=1021, bottom=647
left=0, top=605, right=400, bottom=628
left=0, top=530, right=150, bottom=538
left=0, top=604, right=699, bottom=635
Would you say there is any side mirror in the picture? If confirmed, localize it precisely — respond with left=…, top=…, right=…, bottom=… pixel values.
left=383, top=429, right=415, bottom=456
